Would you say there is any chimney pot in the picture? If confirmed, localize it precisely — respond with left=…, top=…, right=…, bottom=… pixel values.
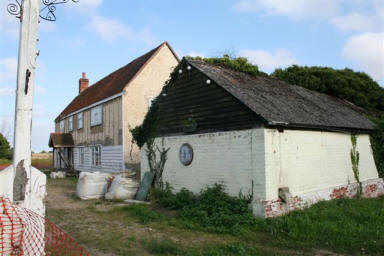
left=79, top=72, right=89, bottom=94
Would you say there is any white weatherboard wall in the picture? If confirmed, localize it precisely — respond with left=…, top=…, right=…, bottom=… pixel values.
left=141, top=129, right=265, bottom=201
left=74, top=145, right=123, bottom=173
left=264, top=129, right=379, bottom=201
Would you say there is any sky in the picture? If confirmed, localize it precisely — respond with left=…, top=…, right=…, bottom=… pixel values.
left=0, top=0, right=383, bottom=152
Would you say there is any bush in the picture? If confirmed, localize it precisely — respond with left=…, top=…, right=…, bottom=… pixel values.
left=371, top=116, right=384, bottom=178
left=150, top=183, right=256, bottom=234
left=0, top=133, right=12, bottom=160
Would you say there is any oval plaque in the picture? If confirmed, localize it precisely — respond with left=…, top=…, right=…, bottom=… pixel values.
left=179, top=143, right=193, bottom=166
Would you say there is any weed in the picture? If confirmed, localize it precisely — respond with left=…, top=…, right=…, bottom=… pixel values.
left=120, top=204, right=164, bottom=224
left=143, top=238, right=184, bottom=255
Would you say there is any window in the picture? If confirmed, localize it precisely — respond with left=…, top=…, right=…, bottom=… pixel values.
left=91, top=145, right=101, bottom=166
left=90, top=105, right=102, bottom=126
left=79, top=147, right=85, bottom=165
left=59, top=120, right=64, bottom=132
left=78, top=112, right=83, bottom=129
left=68, top=116, right=73, bottom=131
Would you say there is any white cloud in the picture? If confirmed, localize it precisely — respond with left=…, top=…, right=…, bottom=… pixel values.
left=331, top=11, right=383, bottom=32
left=39, top=21, right=57, bottom=33
left=342, top=32, right=384, bottom=81
left=0, top=87, right=15, bottom=97
left=234, top=0, right=384, bottom=33
left=32, top=121, right=54, bottom=152
left=35, top=85, right=48, bottom=94
left=0, top=58, right=17, bottom=83
left=0, top=115, right=13, bottom=143
left=0, top=2, right=20, bottom=40
left=240, top=48, right=297, bottom=73
left=65, top=0, right=103, bottom=15
left=90, top=16, right=155, bottom=44
left=234, top=0, right=340, bottom=20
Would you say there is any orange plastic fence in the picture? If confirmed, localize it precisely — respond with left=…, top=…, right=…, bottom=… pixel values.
left=0, top=197, right=89, bottom=256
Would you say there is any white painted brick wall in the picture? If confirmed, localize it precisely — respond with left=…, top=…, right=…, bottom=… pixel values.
left=141, top=128, right=379, bottom=217
left=264, top=129, right=379, bottom=200
left=141, top=129, right=265, bottom=198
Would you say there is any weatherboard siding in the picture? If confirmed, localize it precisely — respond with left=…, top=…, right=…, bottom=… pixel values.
left=55, top=96, right=122, bottom=146
left=155, top=62, right=263, bottom=136
left=73, top=145, right=123, bottom=173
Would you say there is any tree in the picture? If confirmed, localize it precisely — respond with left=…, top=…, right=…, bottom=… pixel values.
left=272, top=65, right=384, bottom=177
left=271, top=65, right=384, bottom=114
left=0, top=133, right=12, bottom=160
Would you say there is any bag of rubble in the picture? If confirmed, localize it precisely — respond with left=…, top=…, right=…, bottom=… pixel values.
left=105, top=175, right=139, bottom=200
left=50, top=171, right=66, bottom=179
left=76, top=172, right=112, bottom=200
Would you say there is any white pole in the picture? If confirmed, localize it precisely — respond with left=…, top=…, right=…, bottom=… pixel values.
left=12, top=0, right=40, bottom=202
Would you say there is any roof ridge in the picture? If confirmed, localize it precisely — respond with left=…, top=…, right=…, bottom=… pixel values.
left=55, top=42, right=175, bottom=121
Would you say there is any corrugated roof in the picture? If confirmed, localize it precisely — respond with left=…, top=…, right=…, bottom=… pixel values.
left=56, top=42, right=178, bottom=121
left=187, top=58, right=375, bottom=131
left=49, top=133, right=74, bottom=148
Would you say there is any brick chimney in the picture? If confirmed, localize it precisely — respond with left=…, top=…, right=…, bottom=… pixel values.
left=79, top=72, right=89, bottom=94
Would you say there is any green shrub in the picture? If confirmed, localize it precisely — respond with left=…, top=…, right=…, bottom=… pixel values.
left=371, top=116, right=384, bottom=178
left=0, top=133, right=12, bottom=160
left=151, top=183, right=256, bottom=234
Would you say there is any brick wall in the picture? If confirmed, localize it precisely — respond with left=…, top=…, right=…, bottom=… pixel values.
left=141, top=128, right=382, bottom=217
left=141, top=129, right=265, bottom=201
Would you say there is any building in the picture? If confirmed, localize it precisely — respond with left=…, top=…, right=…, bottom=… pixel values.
left=140, top=58, right=383, bottom=217
left=50, top=42, right=179, bottom=173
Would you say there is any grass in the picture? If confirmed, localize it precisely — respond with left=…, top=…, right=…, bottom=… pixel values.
left=46, top=178, right=384, bottom=256
left=0, top=158, right=11, bottom=164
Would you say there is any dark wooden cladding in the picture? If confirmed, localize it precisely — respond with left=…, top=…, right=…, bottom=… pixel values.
left=156, top=66, right=263, bottom=136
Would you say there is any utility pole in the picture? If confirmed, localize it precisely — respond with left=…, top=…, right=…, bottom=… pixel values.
left=0, top=0, right=79, bottom=216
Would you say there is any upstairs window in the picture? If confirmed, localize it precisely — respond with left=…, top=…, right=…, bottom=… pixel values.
left=59, top=120, right=64, bottom=132
left=91, top=105, right=102, bottom=126
left=91, top=145, right=101, bottom=166
left=68, top=116, right=73, bottom=131
left=78, top=112, right=83, bottom=129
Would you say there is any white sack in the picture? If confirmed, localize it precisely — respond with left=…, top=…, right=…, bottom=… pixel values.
left=76, top=172, right=112, bottom=200
left=50, top=171, right=66, bottom=179
left=105, top=175, right=139, bottom=200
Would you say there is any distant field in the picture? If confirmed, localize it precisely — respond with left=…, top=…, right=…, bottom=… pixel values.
left=0, top=153, right=53, bottom=170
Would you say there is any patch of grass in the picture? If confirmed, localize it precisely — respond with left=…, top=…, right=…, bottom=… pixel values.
left=118, top=203, right=165, bottom=224
left=262, top=197, right=384, bottom=254
left=150, top=184, right=384, bottom=254
left=143, top=238, right=184, bottom=255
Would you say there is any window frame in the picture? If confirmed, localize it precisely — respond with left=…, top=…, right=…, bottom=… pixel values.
left=68, top=116, right=73, bottom=131
left=90, top=105, right=102, bottom=127
left=91, top=145, right=101, bottom=166
left=59, top=120, right=65, bottom=132
left=77, top=112, right=83, bottom=129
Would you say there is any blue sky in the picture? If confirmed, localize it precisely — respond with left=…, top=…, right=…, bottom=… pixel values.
left=0, top=0, right=383, bottom=152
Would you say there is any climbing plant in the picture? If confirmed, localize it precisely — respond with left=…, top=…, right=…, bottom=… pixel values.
left=145, top=138, right=170, bottom=189
left=350, top=135, right=362, bottom=197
